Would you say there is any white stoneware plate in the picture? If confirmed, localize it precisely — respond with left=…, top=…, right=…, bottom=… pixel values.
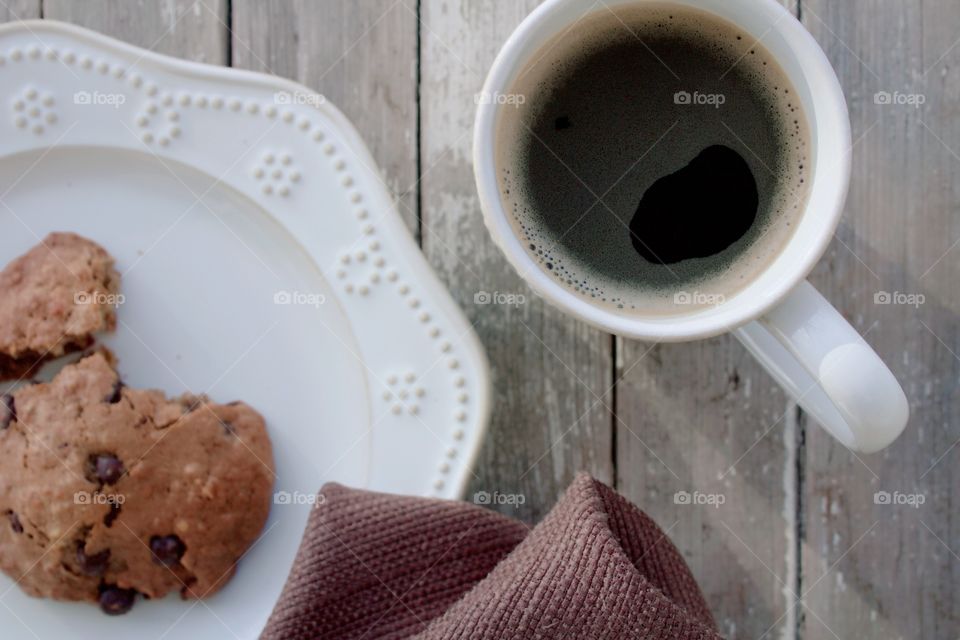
left=0, top=20, right=489, bottom=640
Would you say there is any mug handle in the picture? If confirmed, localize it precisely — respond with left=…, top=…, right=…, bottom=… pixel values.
left=734, top=280, right=908, bottom=453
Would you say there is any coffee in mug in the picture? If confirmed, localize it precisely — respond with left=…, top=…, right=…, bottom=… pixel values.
left=496, top=3, right=811, bottom=313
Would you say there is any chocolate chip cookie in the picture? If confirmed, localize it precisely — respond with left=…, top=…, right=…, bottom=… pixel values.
left=0, top=233, right=120, bottom=381
left=0, top=352, right=275, bottom=614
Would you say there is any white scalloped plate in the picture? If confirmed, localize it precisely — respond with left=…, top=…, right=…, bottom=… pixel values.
left=0, top=20, right=489, bottom=640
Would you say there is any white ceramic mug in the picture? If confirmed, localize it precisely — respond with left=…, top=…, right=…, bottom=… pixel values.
left=474, top=0, right=909, bottom=453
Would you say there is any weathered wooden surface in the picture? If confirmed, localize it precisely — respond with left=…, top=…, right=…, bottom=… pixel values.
left=800, top=1, right=960, bottom=638
left=7, top=0, right=956, bottom=636
left=617, top=338, right=799, bottom=639
left=0, top=0, right=38, bottom=22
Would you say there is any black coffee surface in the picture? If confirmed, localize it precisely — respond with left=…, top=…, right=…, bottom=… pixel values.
left=630, top=145, right=758, bottom=264
left=498, top=4, right=809, bottom=313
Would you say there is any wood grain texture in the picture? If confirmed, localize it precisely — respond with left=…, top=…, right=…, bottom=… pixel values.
left=419, top=0, right=614, bottom=522
left=231, top=0, right=419, bottom=234
left=800, top=1, right=960, bottom=638
left=43, top=0, right=228, bottom=63
left=0, top=0, right=38, bottom=21
left=617, top=337, right=798, bottom=639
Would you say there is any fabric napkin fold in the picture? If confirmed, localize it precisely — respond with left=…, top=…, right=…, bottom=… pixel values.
left=261, top=473, right=723, bottom=640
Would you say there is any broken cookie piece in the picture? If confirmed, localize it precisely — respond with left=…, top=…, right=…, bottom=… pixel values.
left=0, top=352, right=275, bottom=614
left=0, top=232, right=120, bottom=381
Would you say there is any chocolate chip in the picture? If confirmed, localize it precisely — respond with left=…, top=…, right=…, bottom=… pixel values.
left=98, top=585, right=136, bottom=615
left=6, top=511, right=22, bottom=534
left=0, top=394, right=15, bottom=430
left=103, top=503, right=121, bottom=527
left=103, top=379, right=124, bottom=404
left=222, top=421, right=236, bottom=436
left=150, top=534, right=186, bottom=567
left=179, top=577, right=198, bottom=598
left=76, top=543, right=110, bottom=576
left=555, top=115, right=572, bottom=130
left=86, top=454, right=126, bottom=486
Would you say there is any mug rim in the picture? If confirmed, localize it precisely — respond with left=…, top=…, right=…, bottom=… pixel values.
left=473, top=0, right=852, bottom=341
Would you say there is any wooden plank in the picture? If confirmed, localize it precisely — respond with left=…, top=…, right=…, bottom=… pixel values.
left=0, top=0, right=39, bottom=21
left=43, top=0, right=228, bottom=63
left=419, top=0, right=614, bottom=522
left=800, top=1, right=960, bottom=638
left=617, top=340, right=798, bottom=639
left=231, top=0, right=420, bottom=234
left=617, top=2, right=801, bottom=637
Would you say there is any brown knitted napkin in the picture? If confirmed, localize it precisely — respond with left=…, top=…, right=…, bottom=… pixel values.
left=261, top=473, right=722, bottom=640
